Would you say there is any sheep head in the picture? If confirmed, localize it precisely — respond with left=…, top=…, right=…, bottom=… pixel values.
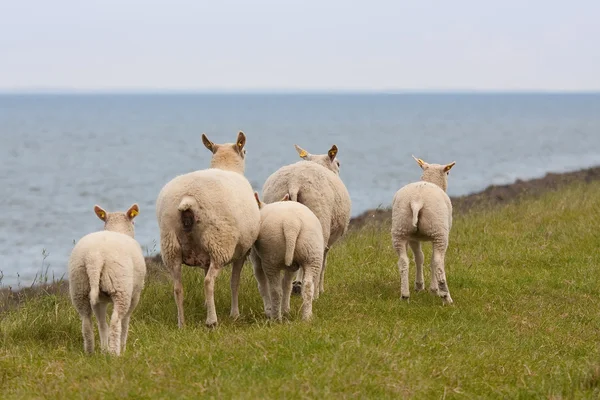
left=412, top=155, right=456, bottom=192
left=202, top=131, right=247, bottom=174
left=94, top=203, right=139, bottom=238
left=294, top=144, right=341, bottom=175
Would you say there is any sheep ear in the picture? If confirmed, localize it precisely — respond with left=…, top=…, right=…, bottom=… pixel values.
left=281, top=194, right=290, bottom=201
left=202, top=134, right=216, bottom=153
left=443, top=161, right=456, bottom=173
left=295, top=144, right=309, bottom=159
left=236, top=131, right=246, bottom=150
left=328, top=145, right=338, bottom=161
left=412, top=155, right=427, bottom=169
left=254, top=192, right=262, bottom=209
left=126, top=204, right=139, bottom=219
left=94, top=205, right=107, bottom=221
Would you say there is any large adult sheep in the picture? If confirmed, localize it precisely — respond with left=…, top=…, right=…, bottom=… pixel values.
left=391, top=156, right=456, bottom=304
left=261, top=144, right=351, bottom=295
left=156, top=131, right=260, bottom=328
left=68, top=204, right=146, bottom=356
left=250, top=193, right=324, bottom=321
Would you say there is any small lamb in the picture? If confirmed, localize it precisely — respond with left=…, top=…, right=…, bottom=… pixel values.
left=155, top=131, right=260, bottom=328
left=250, top=193, right=324, bottom=321
left=391, top=156, right=456, bottom=304
left=68, top=204, right=146, bottom=356
left=261, top=144, right=351, bottom=295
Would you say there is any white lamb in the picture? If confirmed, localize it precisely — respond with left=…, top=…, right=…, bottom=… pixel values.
left=250, top=193, right=324, bottom=321
left=155, top=131, right=260, bottom=328
left=391, top=156, right=456, bottom=305
left=261, top=144, right=351, bottom=295
left=68, top=203, right=146, bottom=356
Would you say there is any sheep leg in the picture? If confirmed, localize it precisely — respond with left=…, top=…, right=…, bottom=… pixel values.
left=395, top=240, right=410, bottom=299
left=92, top=301, right=109, bottom=352
left=250, top=251, right=271, bottom=316
left=432, top=243, right=453, bottom=305
left=229, top=256, right=245, bottom=320
left=108, top=294, right=129, bottom=356
left=409, top=240, right=425, bottom=292
left=120, top=291, right=141, bottom=353
left=204, top=261, right=222, bottom=327
left=300, top=263, right=318, bottom=321
left=266, top=269, right=283, bottom=321
left=161, top=232, right=185, bottom=328
left=77, top=302, right=94, bottom=354
left=282, top=269, right=295, bottom=315
left=318, top=247, right=330, bottom=294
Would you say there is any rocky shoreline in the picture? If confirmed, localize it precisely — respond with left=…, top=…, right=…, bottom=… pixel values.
left=2, top=165, right=599, bottom=309
left=349, top=165, right=600, bottom=229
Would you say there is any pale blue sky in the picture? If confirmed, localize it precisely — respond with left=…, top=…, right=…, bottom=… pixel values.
left=1, top=0, right=598, bottom=91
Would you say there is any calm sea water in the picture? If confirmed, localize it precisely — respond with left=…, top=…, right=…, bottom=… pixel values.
left=1, top=93, right=599, bottom=285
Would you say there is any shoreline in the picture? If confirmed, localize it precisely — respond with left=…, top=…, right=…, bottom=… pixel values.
left=2, top=164, right=600, bottom=303
left=349, top=164, right=600, bottom=229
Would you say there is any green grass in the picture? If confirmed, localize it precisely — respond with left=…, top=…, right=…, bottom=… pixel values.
left=2, top=182, right=600, bottom=399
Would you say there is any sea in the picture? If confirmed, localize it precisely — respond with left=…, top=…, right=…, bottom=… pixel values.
left=1, top=93, right=599, bottom=286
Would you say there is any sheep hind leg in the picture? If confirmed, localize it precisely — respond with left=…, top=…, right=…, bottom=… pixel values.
left=204, top=260, right=223, bottom=327
left=409, top=240, right=425, bottom=292
left=318, top=247, right=329, bottom=295
left=300, top=263, right=318, bottom=321
left=395, top=240, right=410, bottom=300
left=250, top=251, right=271, bottom=316
left=120, top=291, right=141, bottom=354
left=161, top=232, right=185, bottom=328
left=229, top=256, right=245, bottom=320
left=92, top=301, right=109, bottom=352
left=266, top=268, right=283, bottom=321
left=432, top=242, right=453, bottom=305
left=282, top=269, right=295, bottom=316
left=77, top=302, right=94, bottom=354
left=108, top=294, right=130, bottom=356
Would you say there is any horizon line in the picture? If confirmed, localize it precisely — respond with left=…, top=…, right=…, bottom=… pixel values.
left=1, top=88, right=600, bottom=95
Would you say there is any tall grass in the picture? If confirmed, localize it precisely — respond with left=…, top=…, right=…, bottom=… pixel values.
left=1, top=182, right=600, bottom=398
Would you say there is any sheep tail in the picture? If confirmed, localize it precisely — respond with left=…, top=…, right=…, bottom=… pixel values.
left=410, top=200, right=423, bottom=230
left=178, top=195, right=198, bottom=232
left=86, top=260, right=104, bottom=307
left=283, top=221, right=301, bottom=267
left=288, top=185, right=300, bottom=202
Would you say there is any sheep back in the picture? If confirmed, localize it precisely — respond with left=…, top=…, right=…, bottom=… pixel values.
left=262, top=161, right=351, bottom=248
left=156, top=168, right=260, bottom=266
left=391, top=181, right=452, bottom=243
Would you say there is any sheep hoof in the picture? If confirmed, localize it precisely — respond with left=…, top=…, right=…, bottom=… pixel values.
left=429, top=287, right=439, bottom=295
left=292, top=281, right=302, bottom=295
left=415, top=282, right=425, bottom=291
left=442, top=295, right=454, bottom=305
left=401, top=295, right=410, bottom=301
left=230, top=311, right=240, bottom=320
left=205, top=320, right=218, bottom=328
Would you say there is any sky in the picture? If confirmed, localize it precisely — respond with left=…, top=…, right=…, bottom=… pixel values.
left=0, top=0, right=599, bottom=92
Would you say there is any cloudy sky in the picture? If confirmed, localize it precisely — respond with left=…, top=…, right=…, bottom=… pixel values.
left=1, top=0, right=598, bottom=91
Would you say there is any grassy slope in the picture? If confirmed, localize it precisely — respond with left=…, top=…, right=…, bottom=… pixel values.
left=1, top=182, right=600, bottom=399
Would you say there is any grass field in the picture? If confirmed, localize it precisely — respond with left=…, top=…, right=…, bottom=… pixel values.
left=2, top=181, right=600, bottom=399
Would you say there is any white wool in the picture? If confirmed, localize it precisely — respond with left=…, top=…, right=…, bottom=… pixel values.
left=155, top=131, right=260, bottom=327
left=391, top=156, right=456, bottom=305
left=68, top=204, right=146, bottom=356
left=261, top=144, right=351, bottom=294
left=250, top=193, right=324, bottom=321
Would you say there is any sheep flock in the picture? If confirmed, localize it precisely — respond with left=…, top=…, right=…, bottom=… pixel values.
left=68, top=131, right=456, bottom=355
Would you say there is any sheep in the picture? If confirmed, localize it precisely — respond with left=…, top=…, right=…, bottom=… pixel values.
left=155, top=131, right=260, bottom=328
left=250, top=192, right=324, bottom=321
left=391, top=156, right=456, bottom=305
left=68, top=203, right=146, bottom=356
left=261, top=144, right=351, bottom=295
